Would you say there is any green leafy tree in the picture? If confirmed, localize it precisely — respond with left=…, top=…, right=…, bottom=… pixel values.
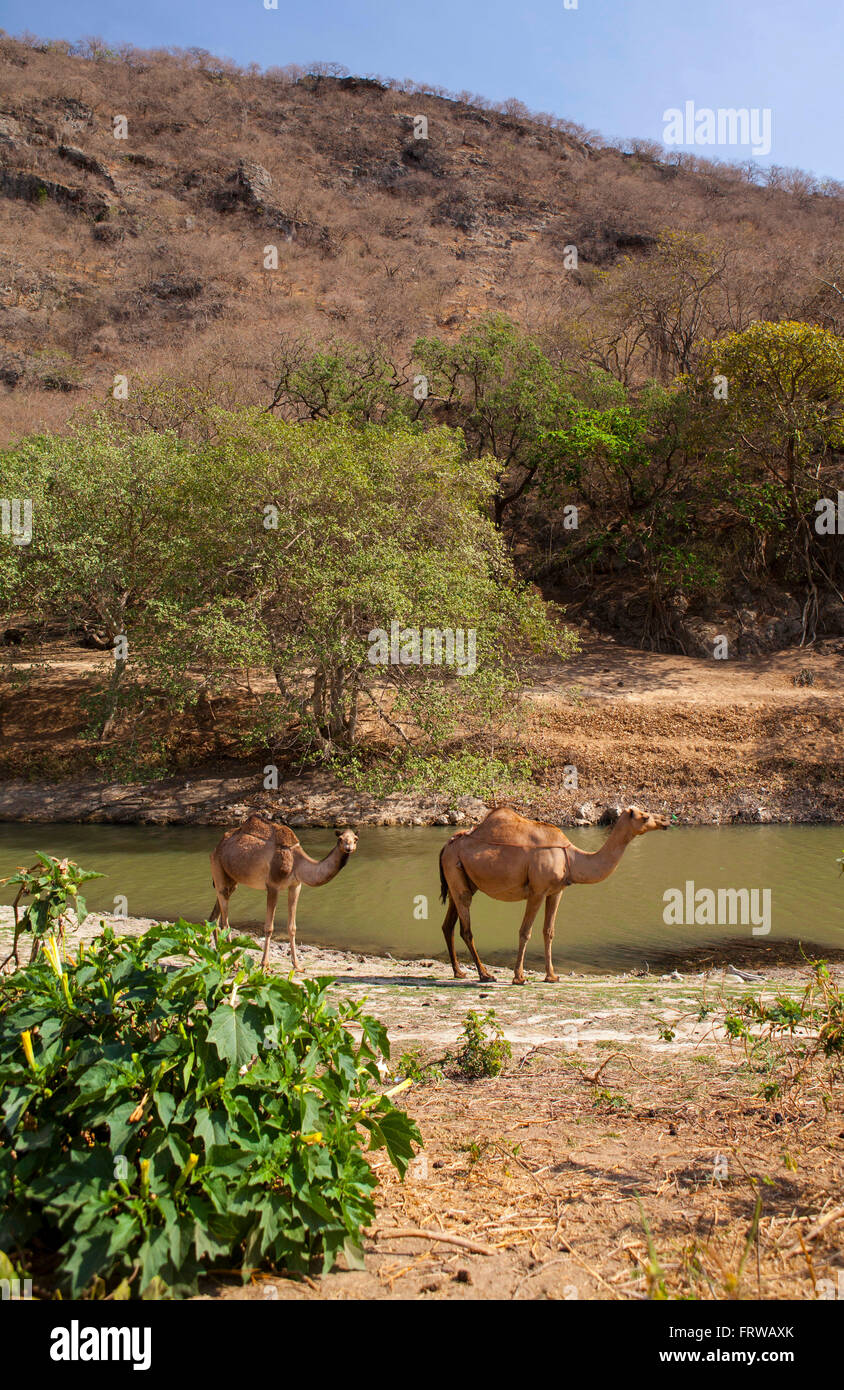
left=266, top=335, right=410, bottom=426
left=541, top=374, right=705, bottom=644
left=412, top=315, right=578, bottom=524
left=3, top=395, right=576, bottom=769
left=694, top=321, right=844, bottom=639
left=265, top=319, right=580, bottom=527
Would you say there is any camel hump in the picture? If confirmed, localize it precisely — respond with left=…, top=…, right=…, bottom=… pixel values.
left=270, top=822, right=300, bottom=847
left=231, top=815, right=299, bottom=846
left=471, top=806, right=569, bottom=848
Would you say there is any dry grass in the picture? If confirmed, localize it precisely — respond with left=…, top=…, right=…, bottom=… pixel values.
left=202, top=1044, right=844, bottom=1301
left=2, top=35, right=843, bottom=443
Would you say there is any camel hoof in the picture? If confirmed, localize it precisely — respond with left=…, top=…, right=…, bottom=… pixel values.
left=478, top=972, right=496, bottom=984
left=544, top=973, right=560, bottom=983
left=453, top=969, right=468, bottom=980
left=512, top=975, right=526, bottom=986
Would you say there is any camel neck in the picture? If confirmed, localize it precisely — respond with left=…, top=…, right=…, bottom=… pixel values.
left=567, top=819, right=635, bottom=885
left=294, top=840, right=350, bottom=887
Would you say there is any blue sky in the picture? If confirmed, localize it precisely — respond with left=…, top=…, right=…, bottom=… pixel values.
left=5, top=0, right=842, bottom=178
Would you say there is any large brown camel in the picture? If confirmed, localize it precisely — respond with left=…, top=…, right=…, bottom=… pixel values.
left=209, top=816, right=358, bottom=970
left=438, top=805, right=669, bottom=985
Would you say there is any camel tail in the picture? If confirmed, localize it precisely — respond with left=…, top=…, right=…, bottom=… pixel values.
left=439, top=845, right=449, bottom=905
left=208, top=887, right=221, bottom=923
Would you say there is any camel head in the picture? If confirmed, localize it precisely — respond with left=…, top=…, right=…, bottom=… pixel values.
left=620, top=806, right=670, bottom=837
left=335, top=828, right=359, bottom=857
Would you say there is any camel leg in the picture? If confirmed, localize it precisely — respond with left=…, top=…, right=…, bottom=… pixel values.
left=440, top=898, right=468, bottom=979
left=450, top=871, right=494, bottom=984
left=512, top=893, right=544, bottom=985
left=210, top=865, right=235, bottom=932
left=287, top=883, right=302, bottom=972
left=260, top=886, right=279, bottom=971
left=542, top=890, right=563, bottom=983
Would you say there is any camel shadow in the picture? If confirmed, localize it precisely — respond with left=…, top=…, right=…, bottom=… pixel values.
left=325, top=972, right=499, bottom=988
left=550, top=1155, right=821, bottom=1237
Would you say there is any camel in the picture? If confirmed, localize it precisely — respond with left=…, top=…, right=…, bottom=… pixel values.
left=438, top=805, right=669, bottom=985
left=209, top=816, right=358, bottom=970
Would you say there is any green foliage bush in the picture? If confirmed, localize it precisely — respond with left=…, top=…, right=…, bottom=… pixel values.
left=396, top=1048, right=444, bottom=1085
left=1, top=403, right=573, bottom=769
left=723, top=959, right=844, bottom=1099
left=0, top=916, right=420, bottom=1297
left=0, top=852, right=102, bottom=967
left=449, top=1009, right=512, bottom=1079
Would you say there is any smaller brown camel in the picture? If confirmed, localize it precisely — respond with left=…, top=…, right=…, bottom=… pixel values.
left=209, top=816, right=358, bottom=970
left=438, top=805, right=669, bottom=985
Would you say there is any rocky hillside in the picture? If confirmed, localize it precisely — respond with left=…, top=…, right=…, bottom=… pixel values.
left=1, top=34, right=843, bottom=442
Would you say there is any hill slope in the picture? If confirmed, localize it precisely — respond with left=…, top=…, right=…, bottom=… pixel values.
left=1, top=35, right=843, bottom=441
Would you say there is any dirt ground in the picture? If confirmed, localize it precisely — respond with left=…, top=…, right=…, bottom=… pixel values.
left=5, top=907, right=839, bottom=1302
left=1, top=632, right=843, bottom=826
left=194, top=941, right=844, bottom=1303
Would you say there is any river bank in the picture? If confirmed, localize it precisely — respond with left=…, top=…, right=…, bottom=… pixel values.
left=3, top=906, right=842, bottom=996
left=0, top=761, right=839, bottom=822
left=1, top=633, right=842, bottom=827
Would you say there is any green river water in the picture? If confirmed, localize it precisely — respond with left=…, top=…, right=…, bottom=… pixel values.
left=1, top=823, right=842, bottom=972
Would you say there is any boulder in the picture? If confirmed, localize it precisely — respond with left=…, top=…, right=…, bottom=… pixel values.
left=215, top=160, right=273, bottom=210
left=0, top=115, right=23, bottom=147
left=58, top=144, right=116, bottom=188
left=821, top=598, right=844, bottom=636
left=0, top=169, right=110, bottom=219
left=682, top=618, right=732, bottom=658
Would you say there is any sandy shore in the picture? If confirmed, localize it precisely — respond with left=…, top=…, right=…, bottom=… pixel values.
left=3, top=907, right=837, bottom=1051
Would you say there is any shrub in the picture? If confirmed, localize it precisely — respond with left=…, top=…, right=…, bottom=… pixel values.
left=0, top=916, right=420, bottom=1297
left=2, top=405, right=574, bottom=762
left=448, top=1009, right=511, bottom=1079
left=396, top=1048, right=444, bottom=1084
left=724, top=959, right=844, bottom=1097
left=0, top=853, right=102, bottom=968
